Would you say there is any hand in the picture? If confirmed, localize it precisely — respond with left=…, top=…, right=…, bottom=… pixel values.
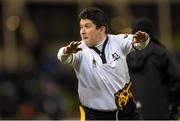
left=64, top=41, right=82, bottom=54
left=132, top=31, right=149, bottom=44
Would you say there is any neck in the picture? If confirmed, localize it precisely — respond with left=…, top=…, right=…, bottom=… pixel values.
left=95, top=34, right=107, bottom=46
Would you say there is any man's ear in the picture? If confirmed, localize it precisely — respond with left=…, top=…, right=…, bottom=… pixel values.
left=99, top=26, right=106, bottom=33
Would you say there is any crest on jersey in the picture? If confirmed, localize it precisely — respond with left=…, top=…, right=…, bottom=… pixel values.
left=92, top=59, right=96, bottom=68
left=112, top=52, right=120, bottom=61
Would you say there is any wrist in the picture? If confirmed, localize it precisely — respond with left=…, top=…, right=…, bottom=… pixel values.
left=142, top=34, right=149, bottom=42
left=63, top=47, right=68, bottom=54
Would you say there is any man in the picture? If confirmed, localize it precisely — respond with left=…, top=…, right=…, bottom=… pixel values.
left=57, top=7, right=149, bottom=120
left=127, top=18, right=180, bottom=119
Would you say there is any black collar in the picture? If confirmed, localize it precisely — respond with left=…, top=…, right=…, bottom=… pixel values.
left=90, top=36, right=108, bottom=64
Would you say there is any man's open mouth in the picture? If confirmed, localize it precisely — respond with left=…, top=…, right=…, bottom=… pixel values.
left=83, top=37, right=88, bottom=39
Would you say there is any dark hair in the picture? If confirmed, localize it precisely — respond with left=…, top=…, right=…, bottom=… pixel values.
left=79, top=7, right=108, bottom=34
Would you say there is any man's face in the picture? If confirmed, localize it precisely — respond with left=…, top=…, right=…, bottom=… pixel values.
left=80, top=19, right=102, bottom=47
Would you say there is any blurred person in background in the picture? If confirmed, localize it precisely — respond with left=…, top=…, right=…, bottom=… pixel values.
left=127, top=18, right=180, bottom=119
left=57, top=7, right=150, bottom=120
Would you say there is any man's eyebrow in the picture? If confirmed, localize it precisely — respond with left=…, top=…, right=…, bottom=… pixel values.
left=85, top=23, right=92, bottom=26
left=80, top=22, right=91, bottom=25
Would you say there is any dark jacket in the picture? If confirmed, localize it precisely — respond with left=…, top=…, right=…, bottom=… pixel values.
left=127, top=36, right=180, bottom=119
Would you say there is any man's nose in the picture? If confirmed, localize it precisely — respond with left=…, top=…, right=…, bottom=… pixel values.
left=80, top=28, right=86, bottom=34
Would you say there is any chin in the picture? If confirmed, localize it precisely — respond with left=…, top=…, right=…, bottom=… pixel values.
left=83, top=40, right=92, bottom=47
left=84, top=42, right=91, bottom=47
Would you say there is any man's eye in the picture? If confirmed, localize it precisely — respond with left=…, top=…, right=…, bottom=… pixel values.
left=85, top=26, right=91, bottom=28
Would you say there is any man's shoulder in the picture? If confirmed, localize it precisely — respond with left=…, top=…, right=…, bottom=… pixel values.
left=108, top=34, right=133, bottom=44
left=108, top=33, right=126, bottom=38
left=108, top=34, right=122, bottom=42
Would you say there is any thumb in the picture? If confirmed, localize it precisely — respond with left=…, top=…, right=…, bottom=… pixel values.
left=131, top=38, right=137, bottom=44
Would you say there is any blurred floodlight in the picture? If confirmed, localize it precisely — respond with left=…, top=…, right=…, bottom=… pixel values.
left=6, top=15, right=20, bottom=31
left=111, top=17, right=131, bottom=33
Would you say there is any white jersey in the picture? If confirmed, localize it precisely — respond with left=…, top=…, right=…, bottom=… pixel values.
left=57, top=34, right=149, bottom=111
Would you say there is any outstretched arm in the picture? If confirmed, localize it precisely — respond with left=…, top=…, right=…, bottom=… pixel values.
left=57, top=41, right=82, bottom=64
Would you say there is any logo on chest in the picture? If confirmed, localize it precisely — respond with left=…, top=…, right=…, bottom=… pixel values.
left=112, top=52, right=120, bottom=61
left=92, top=52, right=120, bottom=67
left=92, top=59, right=97, bottom=68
